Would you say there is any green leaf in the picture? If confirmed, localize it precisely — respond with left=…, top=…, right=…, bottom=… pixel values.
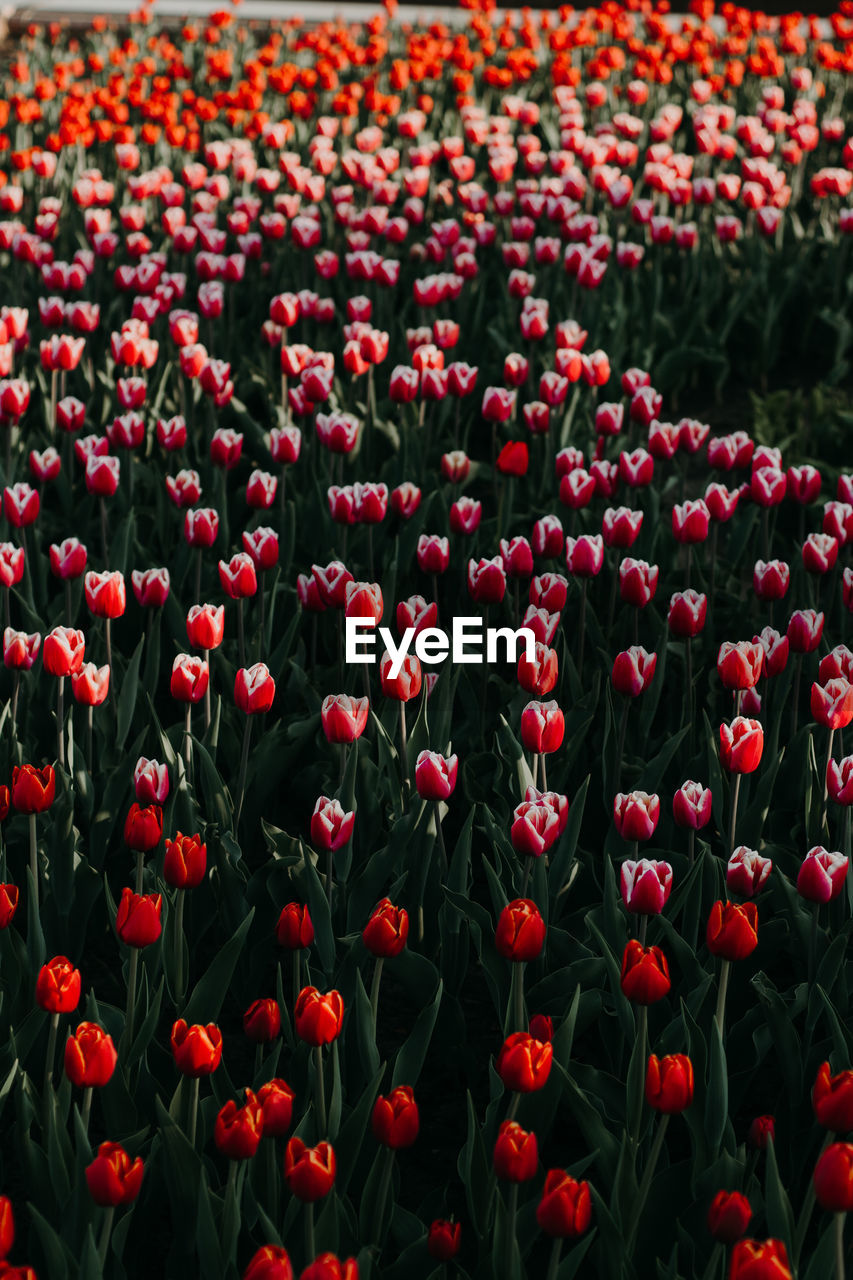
left=116, top=634, right=145, bottom=750
left=183, top=908, right=255, bottom=1026
left=391, top=979, right=443, bottom=1089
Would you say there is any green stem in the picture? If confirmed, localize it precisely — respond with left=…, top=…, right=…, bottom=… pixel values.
left=504, top=1183, right=519, bottom=1280
left=188, top=1075, right=200, bottom=1148
left=715, top=959, right=731, bottom=1038
left=369, top=957, right=384, bottom=1039
left=372, top=1146, right=396, bottom=1246
left=631, top=1004, right=648, bottom=1147
left=511, top=961, right=525, bottom=1034
left=234, top=715, right=253, bottom=830
left=97, top=1206, right=115, bottom=1269
left=123, top=947, right=139, bottom=1056
left=823, top=728, right=836, bottom=834
left=810, top=903, right=820, bottom=985
left=545, top=1237, right=562, bottom=1280
left=627, top=1113, right=670, bottom=1250
left=729, top=773, right=742, bottom=857
left=700, top=1242, right=723, bottom=1280
left=836, top=1212, right=846, bottom=1280
left=175, top=889, right=186, bottom=1000
left=29, top=814, right=38, bottom=912
left=81, top=1085, right=93, bottom=1136
left=314, top=1045, right=327, bottom=1137
left=57, top=676, right=65, bottom=770
left=305, top=1200, right=316, bottom=1263
left=795, top=1132, right=834, bottom=1262
left=43, top=1010, right=60, bottom=1099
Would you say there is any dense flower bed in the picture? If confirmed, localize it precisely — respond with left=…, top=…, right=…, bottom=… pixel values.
left=0, top=1, right=852, bottom=1277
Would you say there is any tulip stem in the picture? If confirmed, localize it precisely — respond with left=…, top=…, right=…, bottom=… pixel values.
left=188, top=1075, right=200, bottom=1148
left=627, top=1113, right=670, bottom=1251
left=728, top=774, right=742, bottom=858
left=434, top=802, right=448, bottom=875
left=809, top=904, right=820, bottom=986
left=234, top=716, right=252, bottom=830
left=715, top=959, right=731, bottom=1038
left=97, top=1206, right=115, bottom=1269
left=10, top=670, right=19, bottom=748
left=837, top=1212, right=846, bottom=1280
left=87, top=706, right=94, bottom=773
left=399, top=703, right=409, bottom=796
left=503, top=1182, right=519, bottom=1280
left=372, top=1146, right=396, bottom=1246
left=305, top=1201, right=316, bottom=1264
left=578, top=580, right=587, bottom=681
left=184, top=705, right=192, bottom=773
left=100, top=498, right=110, bottom=568
left=511, top=962, right=525, bottom=1034
left=237, top=599, right=246, bottom=669
left=823, top=728, right=836, bottom=834
left=638, top=914, right=648, bottom=947
left=293, top=950, right=302, bottom=1011
left=43, top=1010, right=60, bottom=1101
left=700, top=1243, right=723, bottom=1280
left=369, top=957, right=384, bottom=1040
left=175, top=889, right=185, bottom=1001
left=314, top=1046, right=327, bottom=1137
left=29, top=814, right=38, bottom=911
left=795, top=1132, right=833, bottom=1263
left=194, top=548, right=202, bottom=605
left=81, top=1086, right=93, bottom=1136
left=630, top=1005, right=648, bottom=1148
left=521, top=858, right=532, bottom=899
left=540, top=752, right=548, bottom=792
left=615, top=699, right=629, bottom=796
left=56, top=676, right=65, bottom=770
left=545, top=1238, right=562, bottom=1280
left=203, top=650, right=211, bottom=733
left=688, top=829, right=695, bottom=870
left=792, top=654, right=803, bottom=740
left=123, top=947, right=139, bottom=1057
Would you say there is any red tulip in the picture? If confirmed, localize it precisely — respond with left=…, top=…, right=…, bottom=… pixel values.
left=214, top=1090, right=264, bottom=1160
left=728, top=1239, right=791, bottom=1280
left=620, top=941, right=671, bottom=1004
left=294, top=987, right=344, bottom=1046
left=36, top=956, right=81, bottom=1014
left=645, top=1053, right=694, bottom=1113
left=371, top=1086, right=420, bottom=1148
left=536, top=1171, right=592, bottom=1238
left=707, top=1191, right=751, bottom=1244
left=814, top=1142, right=853, bottom=1212
left=64, top=1022, right=117, bottom=1088
left=86, top=1143, right=144, bottom=1206
left=362, top=899, right=409, bottom=958
left=706, top=900, right=759, bottom=960
left=797, top=846, right=848, bottom=904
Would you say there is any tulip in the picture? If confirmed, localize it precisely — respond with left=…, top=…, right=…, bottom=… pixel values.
left=728, top=1239, right=792, bottom=1279
left=257, top=1078, right=295, bottom=1138
left=496, top=1031, right=552, bottom=1093
left=511, top=799, right=561, bottom=862
left=171, top=1019, right=223, bottom=1080
left=668, top=590, right=707, bottom=639
left=797, top=847, right=848, bottom=904
left=814, top=1143, right=853, bottom=1212
left=645, top=1054, right=693, bottom=1113
left=814, top=1062, right=853, bottom=1133
left=427, top=1220, right=461, bottom=1261
left=520, top=701, right=564, bottom=788
left=13, top=763, right=55, bottom=910
left=748, top=1117, right=776, bottom=1151
left=0, top=885, right=18, bottom=930
left=708, top=1190, right=751, bottom=1244
left=134, top=758, right=169, bottom=806
left=244, top=1246, right=294, bottom=1280
left=37, top=955, right=82, bottom=1097
left=614, top=794, right=661, bottom=845
left=495, top=899, right=546, bottom=964
left=493, top=1120, right=538, bottom=1182
left=311, top=796, right=354, bottom=854
left=372, top=1086, right=419, bottom=1148
left=620, top=940, right=671, bottom=1004
left=718, top=641, right=764, bottom=694
left=673, top=781, right=712, bottom=869
left=284, top=1137, right=336, bottom=1202
left=707, top=899, right=759, bottom=1034
left=214, top=1089, right=264, bottom=1160
left=243, top=999, right=281, bottom=1045
left=727, top=848, right=772, bottom=898
left=321, top=695, right=368, bottom=744
left=86, top=1142, right=144, bottom=1209
left=612, top=646, right=656, bottom=698
left=536, top=1171, right=592, bottom=1245
left=414, top=751, right=457, bottom=801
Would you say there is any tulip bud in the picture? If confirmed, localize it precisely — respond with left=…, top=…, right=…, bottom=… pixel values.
left=284, top=1137, right=336, bottom=1202
left=536, top=1171, right=592, bottom=1238
left=620, top=940, right=671, bottom=1004
left=645, top=1053, right=694, bottom=1113
left=707, top=1190, right=751, bottom=1244
left=294, top=986, right=344, bottom=1046
left=372, top=1086, right=420, bottom=1148
left=495, top=899, right=546, bottom=962
left=814, top=1143, right=853, bottom=1212
left=706, top=900, right=758, bottom=960
left=86, top=1143, right=144, bottom=1207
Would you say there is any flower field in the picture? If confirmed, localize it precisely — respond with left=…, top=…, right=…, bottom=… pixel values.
left=0, top=0, right=852, bottom=1276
